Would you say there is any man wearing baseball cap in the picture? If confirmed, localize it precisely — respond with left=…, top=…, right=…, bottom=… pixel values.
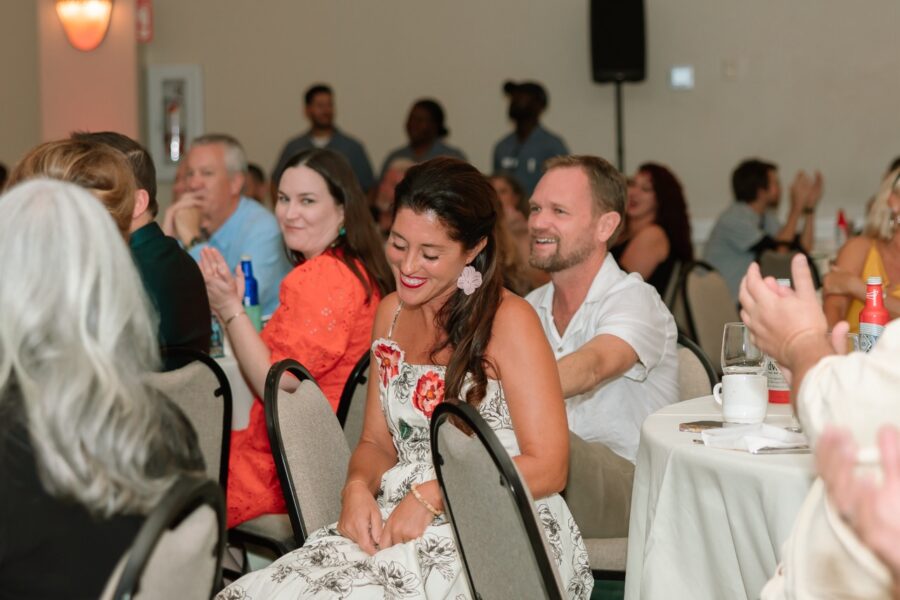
left=492, top=80, right=569, bottom=196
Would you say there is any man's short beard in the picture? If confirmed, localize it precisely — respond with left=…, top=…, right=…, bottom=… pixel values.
left=529, top=241, right=593, bottom=273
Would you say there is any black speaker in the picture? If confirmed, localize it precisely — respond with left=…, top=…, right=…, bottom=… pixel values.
left=590, top=0, right=646, bottom=83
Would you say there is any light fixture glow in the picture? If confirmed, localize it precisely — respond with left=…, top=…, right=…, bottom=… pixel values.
left=56, top=0, right=114, bottom=52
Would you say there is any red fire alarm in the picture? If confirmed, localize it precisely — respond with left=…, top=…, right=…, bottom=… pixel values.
left=136, top=0, right=153, bottom=43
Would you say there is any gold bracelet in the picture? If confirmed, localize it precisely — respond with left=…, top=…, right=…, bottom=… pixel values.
left=223, top=309, right=245, bottom=327
left=410, top=482, right=442, bottom=517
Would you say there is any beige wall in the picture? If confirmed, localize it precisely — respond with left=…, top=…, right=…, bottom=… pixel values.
left=143, top=0, right=900, bottom=228
left=0, top=2, right=40, bottom=171
left=38, top=0, right=139, bottom=141
left=0, top=1, right=138, bottom=175
left=6, top=1, right=899, bottom=232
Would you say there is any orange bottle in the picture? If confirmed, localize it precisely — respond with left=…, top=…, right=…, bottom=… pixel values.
left=859, top=276, right=889, bottom=352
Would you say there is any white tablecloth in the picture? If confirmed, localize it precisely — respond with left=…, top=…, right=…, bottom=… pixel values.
left=624, top=396, right=815, bottom=600
left=215, top=354, right=255, bottom=430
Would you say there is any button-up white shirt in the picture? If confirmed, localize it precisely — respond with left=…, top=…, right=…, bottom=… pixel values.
left=526, top=254, right=679, bottom=463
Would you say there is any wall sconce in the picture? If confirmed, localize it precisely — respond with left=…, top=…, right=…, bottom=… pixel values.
left=56, top=0, right=114, bottom=52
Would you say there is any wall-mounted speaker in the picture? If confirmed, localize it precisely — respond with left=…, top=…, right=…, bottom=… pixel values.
left=590, top=0, right=646, bottom=83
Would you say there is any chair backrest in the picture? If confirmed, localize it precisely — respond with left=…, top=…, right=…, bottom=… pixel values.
left=676, top=332, right=719, bottom=401
left=680, top=261, right=738, bottom=374
left=146, top=348, right=232, bottom=491
left=756, top=249, right=794, bottom=282
left=102, top=476, right=225, bottom=600
left=265, top=358, right=352, bottom=546
left=336, top=351, right=370, bottom=451
left=667, top=265, right=691, bottom=335
left=757, top=248, right=822, bottom=288
left=431, top=402, right=564, bottom=600
left=660, top=259, right=684, bottom=310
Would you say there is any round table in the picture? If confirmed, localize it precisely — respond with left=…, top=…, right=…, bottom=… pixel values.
left=624, top=396, right=815, bottom=600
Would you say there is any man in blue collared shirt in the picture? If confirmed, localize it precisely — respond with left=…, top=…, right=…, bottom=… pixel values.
left=272, top=84, right=375, bottom=193
left=163, top=134, right=291, bottom=315
left=493, top=80, right=569, bottom=197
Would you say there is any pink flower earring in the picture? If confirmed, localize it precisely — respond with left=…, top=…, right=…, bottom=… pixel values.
left=456, top=265, right=482, bottom=295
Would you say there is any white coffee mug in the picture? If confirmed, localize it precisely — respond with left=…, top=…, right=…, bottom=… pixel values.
left=713, top=374, right=768, bottom=424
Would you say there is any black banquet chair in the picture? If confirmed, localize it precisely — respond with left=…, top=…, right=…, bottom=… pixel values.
left=430, top=401, right=565, bottom=600
left=230, top=358, right=351, bottom=558
left=101, top=475, right=226, bottom=600
left=149, top=347, right=232, bottom=494
left=336, top=350, right=370, bottom=451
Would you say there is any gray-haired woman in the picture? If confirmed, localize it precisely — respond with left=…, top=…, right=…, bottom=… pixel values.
left=0, top=179, right=204, bottom=598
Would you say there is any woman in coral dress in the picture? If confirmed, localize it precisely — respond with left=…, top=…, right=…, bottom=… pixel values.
left=200, top=149, right=393, bottom=528
left=217, top=158, right=592, bottom=598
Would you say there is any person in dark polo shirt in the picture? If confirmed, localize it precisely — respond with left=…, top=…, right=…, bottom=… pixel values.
left=73, top=132, right=212, bottom=358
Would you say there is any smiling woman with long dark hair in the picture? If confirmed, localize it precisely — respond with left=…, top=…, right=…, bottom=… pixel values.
left=218, top=157, right=593, bottom=599
left=199, top=148, right=393, bottom=529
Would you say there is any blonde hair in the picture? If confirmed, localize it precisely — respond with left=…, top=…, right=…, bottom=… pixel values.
left=0, top=179, right=189, bottom=517
left=865, top=167, right=900, bottom=241
left=9, top=139, right=136, bottom=239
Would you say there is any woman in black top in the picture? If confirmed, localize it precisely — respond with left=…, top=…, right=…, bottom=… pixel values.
left=611, top=163, right=694, bottom=296
left=0, top=179, right=203, bottom=599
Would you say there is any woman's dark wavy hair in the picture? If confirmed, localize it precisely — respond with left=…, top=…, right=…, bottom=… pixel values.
left=638, top=162, right=694, bottom=263
left=393, top=157, right=502, bottom=409
left=279, top=149, right=394, bottom=300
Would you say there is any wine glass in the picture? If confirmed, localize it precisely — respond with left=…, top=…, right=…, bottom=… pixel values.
left=721, top=322, right=765, bottom=374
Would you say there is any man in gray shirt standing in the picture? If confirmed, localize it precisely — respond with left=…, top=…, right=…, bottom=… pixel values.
left=272, top=84, right=375, bottom=193
left=704, top=158, right=823, bottom=302
left=493, top=80, right=568, bottom=196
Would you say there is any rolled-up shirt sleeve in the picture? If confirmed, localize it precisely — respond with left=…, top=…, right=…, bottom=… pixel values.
left=591, top=288, right=672, bottom=382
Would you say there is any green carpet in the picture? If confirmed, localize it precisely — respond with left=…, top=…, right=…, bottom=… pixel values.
left=591, top=577, right=625, bottom=600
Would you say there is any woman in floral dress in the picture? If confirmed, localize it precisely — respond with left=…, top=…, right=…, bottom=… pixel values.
left=218, top=157, right=592, bottom=599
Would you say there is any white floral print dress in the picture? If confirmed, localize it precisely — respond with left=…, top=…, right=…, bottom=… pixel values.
left=217, top=336, right=593, bottom=600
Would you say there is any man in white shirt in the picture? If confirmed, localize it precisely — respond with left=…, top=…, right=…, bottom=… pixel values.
left=525, top=155, right=679, bottom=535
